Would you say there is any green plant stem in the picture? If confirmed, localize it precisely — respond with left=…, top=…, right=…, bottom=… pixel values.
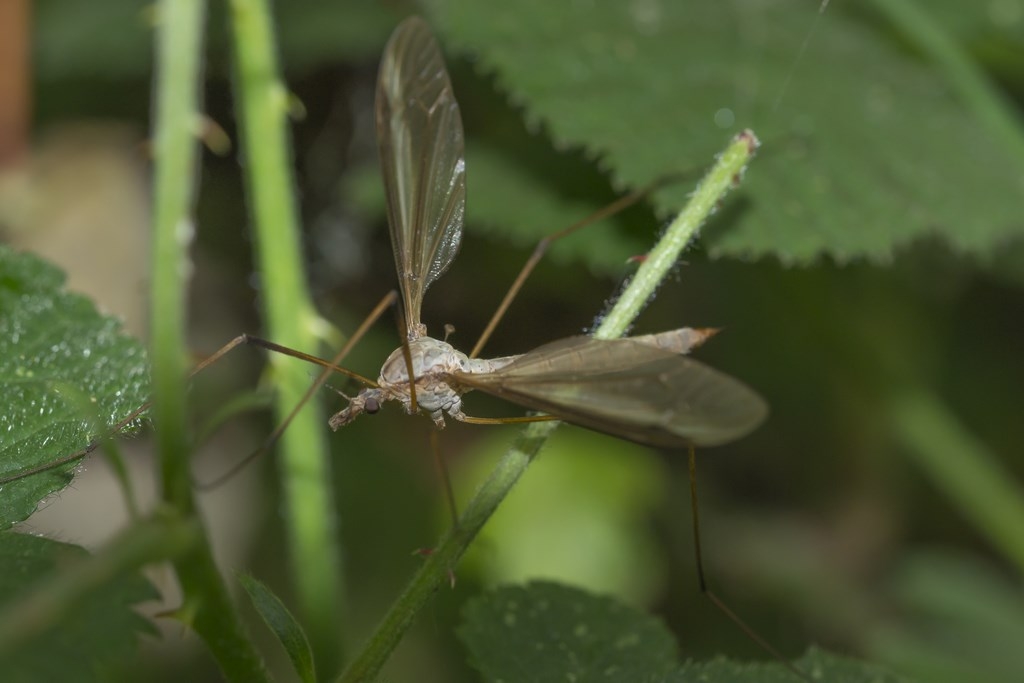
left=152, top=0, right=198, bottom=513
left=338, top=130, right=760, bottom=683
left=152, top=2, right=269, bottom=680
left=889, top=389, right=1024, bottom=574
left=0, top=511, right=199, bottom=658
left=597, top=131, right=759, bottom=339
left=869, top=0, right=1024, bottom=166
left=228, top=0, right=345, bottom=673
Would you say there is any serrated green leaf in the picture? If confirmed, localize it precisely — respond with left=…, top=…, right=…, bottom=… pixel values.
left=459, top=581, right=679, bottom=683
left=459, top=583, right=912, bottom=683
left=671, top=647, right=909, bottom=683
left=238, top=573, right=317, bottom=683
left=0, top=532, right=157, bottom=683
left=429, top=1, right=1024, bottom=263
left=0, top=247, right=149, bottom=529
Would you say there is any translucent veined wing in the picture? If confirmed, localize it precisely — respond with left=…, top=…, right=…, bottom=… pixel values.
left=455, top=336, right=768, bottom=448
left=376, top=17, right=466, bottom=339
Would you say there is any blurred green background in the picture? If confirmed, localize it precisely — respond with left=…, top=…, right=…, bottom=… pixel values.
left=3, top=1, right=1024, bottom=682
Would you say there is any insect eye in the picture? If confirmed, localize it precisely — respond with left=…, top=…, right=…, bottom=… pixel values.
left=365, top=398, right=380, bottom=414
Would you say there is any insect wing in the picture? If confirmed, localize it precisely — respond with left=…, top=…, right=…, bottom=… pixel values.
left=457, top=336, right=768, bottom=448
left=376, top=17, right=466, bottom=338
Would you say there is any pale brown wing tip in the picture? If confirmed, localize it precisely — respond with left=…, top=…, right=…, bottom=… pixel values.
left=631, top=328, right=721, bottom=355
left=690, top=327, right=721, bottom=348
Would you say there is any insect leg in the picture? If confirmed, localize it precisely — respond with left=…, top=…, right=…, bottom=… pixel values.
left=469, top=173, right=687, bottom=359
left=456, top=414, right=560, bottom=425
left=430, top=429, right=460, bottom=529
left=195, top=290, right=399, bottom=489
left=688, top=446, right=810, bottom=682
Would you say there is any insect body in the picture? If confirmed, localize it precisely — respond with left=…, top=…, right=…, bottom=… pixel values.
left=340, top=16, right=767, bottom=451
left=330, top=337, right=516, bottom=429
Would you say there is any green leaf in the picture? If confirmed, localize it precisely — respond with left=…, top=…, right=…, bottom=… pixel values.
left=430, top=1, right=1024, bottom=263
left=459, top=582, right=678, bottom=682
left=0, top=532, right=157, bottom=683
left=459, top=582, right=912, bottom=683
left=0, top=247, right=150, bottom=529
left=672, top=648, right=910, bottom=683
left=238, top=573, right=317, bottom=683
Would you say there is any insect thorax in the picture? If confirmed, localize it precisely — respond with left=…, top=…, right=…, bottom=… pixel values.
left=378, top=336, right=470, bottom=387
left=328, top=336, right=519, bottom=431
left=329, top=337, right=468, bottom=431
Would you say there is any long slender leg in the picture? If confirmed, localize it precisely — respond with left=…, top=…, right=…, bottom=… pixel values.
left=422, top=413, right=557, bottom=531
left=222, top=337, right=376, bottom=387
left=457, top=414, right=560, bottom=426
left=196, top=290, right=399, bottom=488
left=470, top=173, right=685, bottom=359
left=688, top=446, right=810, bottom=682
left=430, top=429, right=460, bottom=529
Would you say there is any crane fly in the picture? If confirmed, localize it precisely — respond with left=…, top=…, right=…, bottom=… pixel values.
left=331, top=16, right=767, bottom=449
